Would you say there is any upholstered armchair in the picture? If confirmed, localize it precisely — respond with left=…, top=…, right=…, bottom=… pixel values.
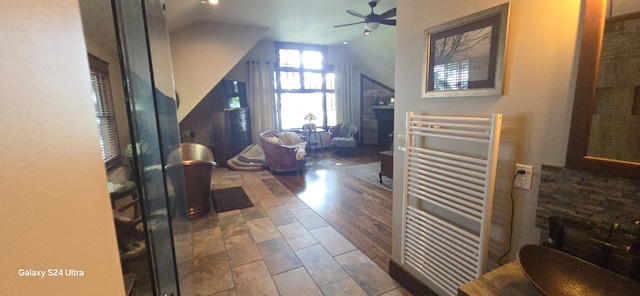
left=329, top=123, right=359, bottom=154
left=260, top=130, right=307, bottom=173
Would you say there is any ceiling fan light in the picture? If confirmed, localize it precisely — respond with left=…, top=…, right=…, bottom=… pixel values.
left=363, top=29, right=372, bottom=36
left=365, top=21, right=380, bottom=30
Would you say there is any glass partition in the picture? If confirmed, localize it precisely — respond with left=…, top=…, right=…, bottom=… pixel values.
left=112, top=0, right=184, bottom=294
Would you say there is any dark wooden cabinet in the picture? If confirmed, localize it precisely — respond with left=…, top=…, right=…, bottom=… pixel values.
left=204, top=80, right=248, bottom=111
left=379, top=150, right=393, bottom=182
left=208, top=80, right=252, bottom=166
left=211, top=108, right=252, bottom=166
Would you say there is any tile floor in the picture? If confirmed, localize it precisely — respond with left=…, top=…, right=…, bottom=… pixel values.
left=174, top=168, right=410, bottom=296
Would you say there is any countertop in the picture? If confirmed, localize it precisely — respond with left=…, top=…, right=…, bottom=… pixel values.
left=457, top=261, right=543, bottom=296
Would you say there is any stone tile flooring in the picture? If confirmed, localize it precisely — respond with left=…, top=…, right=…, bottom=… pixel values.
left=175, top=168, right=410, bottom=296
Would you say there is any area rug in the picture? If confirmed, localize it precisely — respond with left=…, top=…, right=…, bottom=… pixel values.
left=211, top=186, right=254, bottom=212
left=340, top=162, right=392, bottom=191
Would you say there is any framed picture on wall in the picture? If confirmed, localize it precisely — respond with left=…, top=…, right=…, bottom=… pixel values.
left=422, top=2, right=510, bottom=98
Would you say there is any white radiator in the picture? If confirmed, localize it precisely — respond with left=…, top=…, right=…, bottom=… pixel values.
left=400, top=113, right=502, bottom=295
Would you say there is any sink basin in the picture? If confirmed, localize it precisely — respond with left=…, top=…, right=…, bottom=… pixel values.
left=518, top=244, right=640, bottom=296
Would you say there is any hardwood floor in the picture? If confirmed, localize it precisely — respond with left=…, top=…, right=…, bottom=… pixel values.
left=274, top=146, right=394, bottom=272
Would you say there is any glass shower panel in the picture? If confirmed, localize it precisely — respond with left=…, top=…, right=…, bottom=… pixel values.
left=143, top=0, right=194, bottom=292
left=112, top=0, right=180, bottom=294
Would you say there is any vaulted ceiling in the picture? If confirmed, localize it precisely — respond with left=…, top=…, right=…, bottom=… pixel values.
left=79, top=0, right=397, bottom=118
left=165, top=0, right=397, bottom=118
left=165, top=0, right=397, bottom=46
left=80, top=0, right=397, bottom=84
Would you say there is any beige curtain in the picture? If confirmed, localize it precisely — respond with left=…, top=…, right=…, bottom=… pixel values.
left=334, top=64, right=354, bottom=124
left=248, top=61, right=276, bottom=144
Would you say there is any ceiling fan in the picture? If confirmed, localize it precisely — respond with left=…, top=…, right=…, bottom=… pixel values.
left=334, top=0, right=397, bottom=34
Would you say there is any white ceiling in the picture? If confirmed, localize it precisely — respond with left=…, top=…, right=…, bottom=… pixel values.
left=80, top=0, right=397, bottom=53
left=79, top=0, right=397, bottom=86
left=164, top=0, right=397, bottom=45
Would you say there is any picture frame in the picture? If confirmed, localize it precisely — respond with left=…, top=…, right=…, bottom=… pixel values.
left=422, top=2, right=510, bottom=98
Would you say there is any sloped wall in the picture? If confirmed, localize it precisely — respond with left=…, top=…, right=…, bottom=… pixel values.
left=170, top=21, right=268, bottom=121
left=347, top=27, right=396, bottom=89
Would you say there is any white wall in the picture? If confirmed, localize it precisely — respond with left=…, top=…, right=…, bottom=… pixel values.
left=224, top=40, right=276, bottom=81
left=170, top=21, right=268, bottom=121
left=392, top=0, right=582, bottom=278
left=0, top=1, right=124, bottom=294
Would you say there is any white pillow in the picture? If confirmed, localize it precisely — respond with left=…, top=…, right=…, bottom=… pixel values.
left=278, top=132, right=303, bottom=146
left=265, top=137, right=283, bottom=145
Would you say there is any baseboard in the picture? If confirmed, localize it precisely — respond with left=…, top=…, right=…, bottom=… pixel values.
left=388, top=259, right=439, bottom=296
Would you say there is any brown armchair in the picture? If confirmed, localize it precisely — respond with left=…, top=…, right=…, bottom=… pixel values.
left=260, top=130, right=307, bottom=173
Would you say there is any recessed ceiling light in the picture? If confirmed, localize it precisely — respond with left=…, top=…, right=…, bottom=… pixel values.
left=343, top=41, right=349, bottom=45
left=201, top=0, right=218, bottom=4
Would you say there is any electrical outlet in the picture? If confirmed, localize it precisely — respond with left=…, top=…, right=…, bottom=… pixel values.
left=397, top=134, right=406, bottom=151
left=514, top=164, right=533, bottom=190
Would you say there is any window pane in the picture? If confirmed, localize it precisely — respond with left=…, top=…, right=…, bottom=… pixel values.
left=326, top=92, right=336, bottom=127
left=279, top=71, right=301, bottom=90
left=302, top=50, right=323, bottom=70
left=275, top=44, right=335, bottom=131
left=433, top=60, right=469, bottom=90
left=280, top=93, right=324, bottom=129
left=325, top=73, right=335, bottom=90
left=303, top=72, right=323, bottom=89
left=96, top=117, right=107, bottom=160
left=279, top=49, right=300, bottom=68
left=90, top=66, right=120, bottom=164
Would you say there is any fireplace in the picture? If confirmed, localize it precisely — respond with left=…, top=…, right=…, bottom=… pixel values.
left=360, top=75, right=395, bottom=147
left=374, top=106, right=394, bottom=149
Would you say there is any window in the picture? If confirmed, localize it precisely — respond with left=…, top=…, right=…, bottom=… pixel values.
left=275, top=43, right=335, bottom=130
left=433, top=60, right=470, bottom=91
left=88, top=54, right=120, bottom=165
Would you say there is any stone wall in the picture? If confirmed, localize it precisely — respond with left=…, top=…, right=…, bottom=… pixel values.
left=361, top=75, right=394, bottom=146
left=537, top=164, right=640, bottom=276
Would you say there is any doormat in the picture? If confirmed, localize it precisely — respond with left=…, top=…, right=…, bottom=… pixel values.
left=211, top=186, right=254, bottom=213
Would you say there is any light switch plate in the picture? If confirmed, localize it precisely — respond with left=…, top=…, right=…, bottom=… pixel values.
left=397, top=134, right=406, bottom=151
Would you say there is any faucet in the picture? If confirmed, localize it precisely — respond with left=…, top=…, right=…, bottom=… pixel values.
left=628, top=217, right=640, bottom=282
left=598, top=222, right=619, bottom=268
left=591, top=218, right=640, bottom=282
left=544, top=215, right=592, bottom=250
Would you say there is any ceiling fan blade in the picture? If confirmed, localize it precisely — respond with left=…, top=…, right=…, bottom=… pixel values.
left=346, top=10, right=366, bottom=18
left=378, top=7, right=397, bottom=19
left=379, top=19, right=396, bottom=26
left=334, top=21, right=365, bottom=28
